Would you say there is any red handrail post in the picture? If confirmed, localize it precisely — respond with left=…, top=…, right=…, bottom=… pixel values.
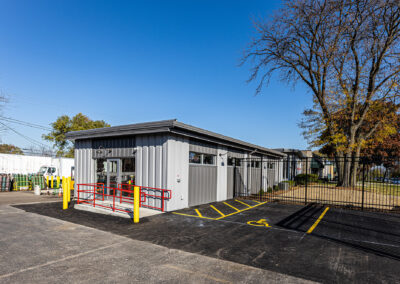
left=113, top=187, right=115, bottom=212
left=120, top=185, right=122, bottom=204
left=140, top=187, right=143, bottom=207
left=77, top=184, right=80, bottom=204
left=161, top=189, right=164, bottom=212
left=93, top=185, right=96, bottom=208
left=102, top=183, right=104, bottom=201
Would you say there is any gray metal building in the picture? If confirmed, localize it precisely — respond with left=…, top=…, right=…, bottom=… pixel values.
left=66, top=120, right=285, bottom=211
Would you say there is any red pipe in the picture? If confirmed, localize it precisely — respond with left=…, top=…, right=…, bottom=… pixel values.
left=113, top=187, right=115, bottom=212
left=161, top=189, right=164, bottom=212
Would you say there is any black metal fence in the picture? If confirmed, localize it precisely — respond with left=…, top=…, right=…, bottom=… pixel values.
left=230, top=157, right=400, bottom=213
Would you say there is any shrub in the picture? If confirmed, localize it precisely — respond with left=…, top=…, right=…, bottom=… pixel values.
left=294, top=174, right=318, bottom=185
left=267, top=187, right=273, bottom=193
left=273, top=185, right=279, bottom=191
left=258, top=188, right=265, bottom=195
left=282, top=180, right=295, bottom=187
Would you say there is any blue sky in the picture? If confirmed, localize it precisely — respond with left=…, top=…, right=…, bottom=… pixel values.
left=0, top=0, right=312, bottom=151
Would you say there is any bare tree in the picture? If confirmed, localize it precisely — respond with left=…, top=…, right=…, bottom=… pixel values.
left=243, top=0, right=400, bottom=186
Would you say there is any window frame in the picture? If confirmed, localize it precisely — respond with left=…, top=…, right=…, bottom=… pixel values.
left=202, top=154, right=215, bottom=165
left=189, top=151, right=216, bottom=166
left=227, top=157, right=242, bottom=167
left=189, top=152, right=202, bottom=164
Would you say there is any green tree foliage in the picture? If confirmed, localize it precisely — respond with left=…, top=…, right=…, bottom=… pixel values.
left=43, top=113, right=110, bottom=157
left=0, top=144, right=23, bottom=155
left=303, top=101, right=398, bottom=157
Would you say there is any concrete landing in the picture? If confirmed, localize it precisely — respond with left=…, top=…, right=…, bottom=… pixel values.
left=74, top=200, right=163, bottom=219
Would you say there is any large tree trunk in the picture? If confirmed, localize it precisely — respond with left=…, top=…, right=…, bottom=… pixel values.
left=338, top=127, right=360, bottom=187
left=336, top=144, right=362, bottom=187
left=335, top=152, right=345, bottom=186
left=340, top=151, right=353, bottom=187
left=350, top=146, right=362, bottom=187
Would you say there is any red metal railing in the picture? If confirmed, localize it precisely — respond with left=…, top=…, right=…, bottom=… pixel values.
left=76, top=183, right=171, bottom=212
left=119, top=183, right=172, bottom=212
left=142, top=186, right=172, bottom=212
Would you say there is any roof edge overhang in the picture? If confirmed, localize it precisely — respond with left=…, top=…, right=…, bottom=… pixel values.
left=65, top=119, right=176, bottom=140
left=66, top=119, right=285, bottom=158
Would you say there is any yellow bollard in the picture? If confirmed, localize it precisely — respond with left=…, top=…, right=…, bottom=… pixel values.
left=51, top=176, right=54, bottom=189
left=56, top=176, right=60, bottom=188
left=68, top=177, right=72, bottom=201
left=134, top=186, right=140, bottom=223
left=63, top=178, right=68, bottom=210
left=65, top=178, right=71, bottom=202
left=46, top=176, right=49, bottom=188
left=66, top=178, right=71, bottom=203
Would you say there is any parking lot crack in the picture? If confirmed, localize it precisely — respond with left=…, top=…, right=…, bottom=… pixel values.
left=252, top=251, right=266, bottom=264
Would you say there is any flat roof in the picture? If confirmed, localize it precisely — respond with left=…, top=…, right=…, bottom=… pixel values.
left=66, top=119, right=285, bottom=157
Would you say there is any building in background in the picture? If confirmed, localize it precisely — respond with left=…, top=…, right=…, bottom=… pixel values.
left=311, top=154, right=336, bottom=180
left=274, top=149, right=312, bottom=180
left=275, top=148, right=337, bottom=181
left=0, top=153, right=74, bottom=177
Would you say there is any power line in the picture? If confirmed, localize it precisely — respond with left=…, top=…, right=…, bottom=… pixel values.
left=0, top=116, right=52, bottom=131
left=0, top=121, right=51, bottom=149
left=0, top=149, right=56, bottom=157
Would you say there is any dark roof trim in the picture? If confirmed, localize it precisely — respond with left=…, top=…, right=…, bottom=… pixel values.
left=170, top=129, right=281, bottom=158
left=171, top=122, right=284, bottom=157
left=66, top=119, right=285, bottom=157
left=65, top=120, right=175, bottom=140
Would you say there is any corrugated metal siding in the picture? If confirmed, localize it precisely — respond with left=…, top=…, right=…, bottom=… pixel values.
left=276, top=160, right=283, bottom=184
left=267, top=169, right=276, bottom=188
left=227, top=166, right=234, bottom=199
left=227, top=149, right=245, bottom=159
left=189, top=139, right=217, bottom=155
left=248, top=167, right=261, bottom=194
left=92, top=137, right=135, bottom=158
left=74, top=139, right=95, bottom=198
left=135, top=134, right=168, bottom=210
left=189, top=165, right=217, bottom=206
left=235, top=166, right=245, bottom=196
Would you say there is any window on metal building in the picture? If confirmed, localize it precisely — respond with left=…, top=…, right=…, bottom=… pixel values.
left=189, top=152, right=216, bottom=165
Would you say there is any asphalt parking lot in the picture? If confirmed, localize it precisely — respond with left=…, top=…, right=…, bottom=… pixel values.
left=0, top=197, right=310, bottom=284
left=0, top=191, right=60, bottom=206
left=12, top=199, right=400, bottom=283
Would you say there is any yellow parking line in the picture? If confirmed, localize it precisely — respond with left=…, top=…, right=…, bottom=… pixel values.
left=223, top=202, right=240, bottom=212
left=307, top=207, right=330, bottom=234
left=216, top=201, right=268, bottom=220
left=195, top=209, right=202, bottom=217
left=235, top=199, right=251, bottom=207
left=172, top=212, right=216, bottom=220
left=252, top=200, right=262, bottom=204
left=210, top=205, right=226, bottom=217
left=173, top=200, right=268, bottom=221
